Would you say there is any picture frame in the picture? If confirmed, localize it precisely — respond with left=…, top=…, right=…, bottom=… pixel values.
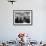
left=13, top=10, right=33, bottom=26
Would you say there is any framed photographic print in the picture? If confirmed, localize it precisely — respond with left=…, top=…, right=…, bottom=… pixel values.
left=13, top=10, right=32, bottom=25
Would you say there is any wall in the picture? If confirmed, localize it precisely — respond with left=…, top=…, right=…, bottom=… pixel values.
left=0, top=0, right=46, bottom=42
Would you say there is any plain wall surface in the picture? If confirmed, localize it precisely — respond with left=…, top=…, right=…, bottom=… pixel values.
left=0, top=0, right=46, bottom=41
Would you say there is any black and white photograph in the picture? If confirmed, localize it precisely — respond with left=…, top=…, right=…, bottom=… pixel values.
left=13, top=10, right=32, bottom=25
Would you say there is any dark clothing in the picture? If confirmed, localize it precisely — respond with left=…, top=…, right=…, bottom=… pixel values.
left=24, top=17, right=30, bottom=23
left=15, top=17, right=24, bottom=23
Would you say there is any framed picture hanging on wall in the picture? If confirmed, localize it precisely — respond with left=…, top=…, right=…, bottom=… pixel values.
left=13, top=10, right=33, bottom=26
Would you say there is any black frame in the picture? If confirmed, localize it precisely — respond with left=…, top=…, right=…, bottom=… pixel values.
left=13, top=10, right=33, bottom=26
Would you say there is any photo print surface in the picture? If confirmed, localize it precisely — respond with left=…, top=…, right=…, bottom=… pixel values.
left=13, top=10, right=32, bottom=25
